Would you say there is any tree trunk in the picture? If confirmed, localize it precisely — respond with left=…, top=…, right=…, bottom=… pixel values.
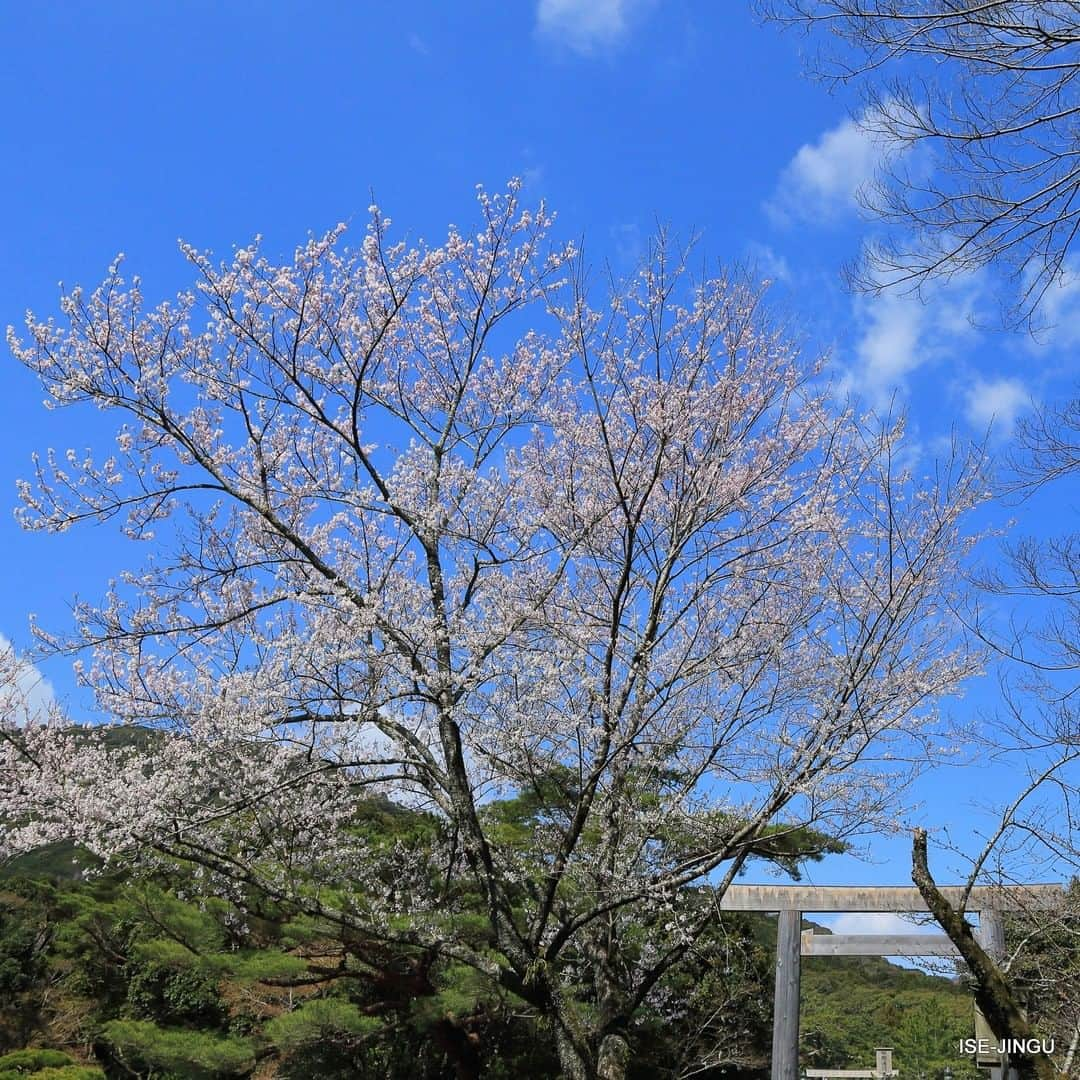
left=596, top=1033, right=630, bottom=1080
left=554, top=1020, right=591, bottom=1080
left=911, top=828, right=1055, bottom=1080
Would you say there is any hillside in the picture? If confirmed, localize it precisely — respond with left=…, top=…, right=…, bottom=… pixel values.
left=800, top=930, right=976, bottom=1074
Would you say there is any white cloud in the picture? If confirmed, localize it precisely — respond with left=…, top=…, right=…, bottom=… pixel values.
left=964, top=376, right=1029, bottom=432
left=535, top=0, right=649, bottom=55
left=824, top=912, right=933, bottom=936
left=845, top=293, right=925, bottom=407
left=1030, top=259, right=1080, bottom=351
left=838, top=270, right=987, bottom=412
left=746, top=242, right=791, bottom=284
left=0, top=633, right=56, bottom=726
left=768, top=113, right=891, bottom=225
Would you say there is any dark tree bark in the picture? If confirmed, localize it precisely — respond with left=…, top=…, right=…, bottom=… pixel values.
left=911, top=828, right=1055, bottom=1080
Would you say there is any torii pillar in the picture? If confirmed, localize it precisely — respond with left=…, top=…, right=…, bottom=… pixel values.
left=771, top=908, right=802, bottom=1080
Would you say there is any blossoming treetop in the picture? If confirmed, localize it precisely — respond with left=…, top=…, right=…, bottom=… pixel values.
left=2, top=183, right=983, bottom=1079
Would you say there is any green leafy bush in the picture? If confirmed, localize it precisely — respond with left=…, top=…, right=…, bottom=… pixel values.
left=102, top=1020, right=255, bottom=1078
left=0, top=1049, right=104, bottom=1079
left=264, top=997, right=381, bottom=1051
left=0, top=1050, right=77, bottom=1072
left=125, top=961, right=224, bottom=1027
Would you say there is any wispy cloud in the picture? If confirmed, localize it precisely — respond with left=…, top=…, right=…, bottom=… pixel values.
left=847, top=292, right=925, bottom=406
left=767, top=111, right=892, bottom=226
left=1029, top=258, right=1080, bottom=351
left=535, top=0, right=650, bottom=55
left=825, top=912, right=933, bottom=937
left=0, top=633, right=56, bottom=726
left=746, top=241, right=791, bottom=284
left=838, top=271, right=987, bottom=413
left=964, top=376, right=1029, bottom=432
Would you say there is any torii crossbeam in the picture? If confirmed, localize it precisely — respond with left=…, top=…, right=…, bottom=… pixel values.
left=718, top=883, right=1064, bottom=1080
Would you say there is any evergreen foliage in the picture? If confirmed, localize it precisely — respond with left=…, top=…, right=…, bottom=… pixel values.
left=0, top=1049, right=104, bottom=1080
left=0, top=789, right=988, bottom=1078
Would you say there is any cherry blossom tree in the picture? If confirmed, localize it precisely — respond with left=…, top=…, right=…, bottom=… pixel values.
left=2, top=184, right=984, bottom=1079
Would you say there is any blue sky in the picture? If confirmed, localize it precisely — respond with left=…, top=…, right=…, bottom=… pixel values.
left=1, top=1, right=1076, bottom=909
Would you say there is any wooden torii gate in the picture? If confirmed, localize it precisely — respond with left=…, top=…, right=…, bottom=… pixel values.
left=806, top=1047, right=897, bottom=1078
left=718, top=884, right=1064, bottom=1080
